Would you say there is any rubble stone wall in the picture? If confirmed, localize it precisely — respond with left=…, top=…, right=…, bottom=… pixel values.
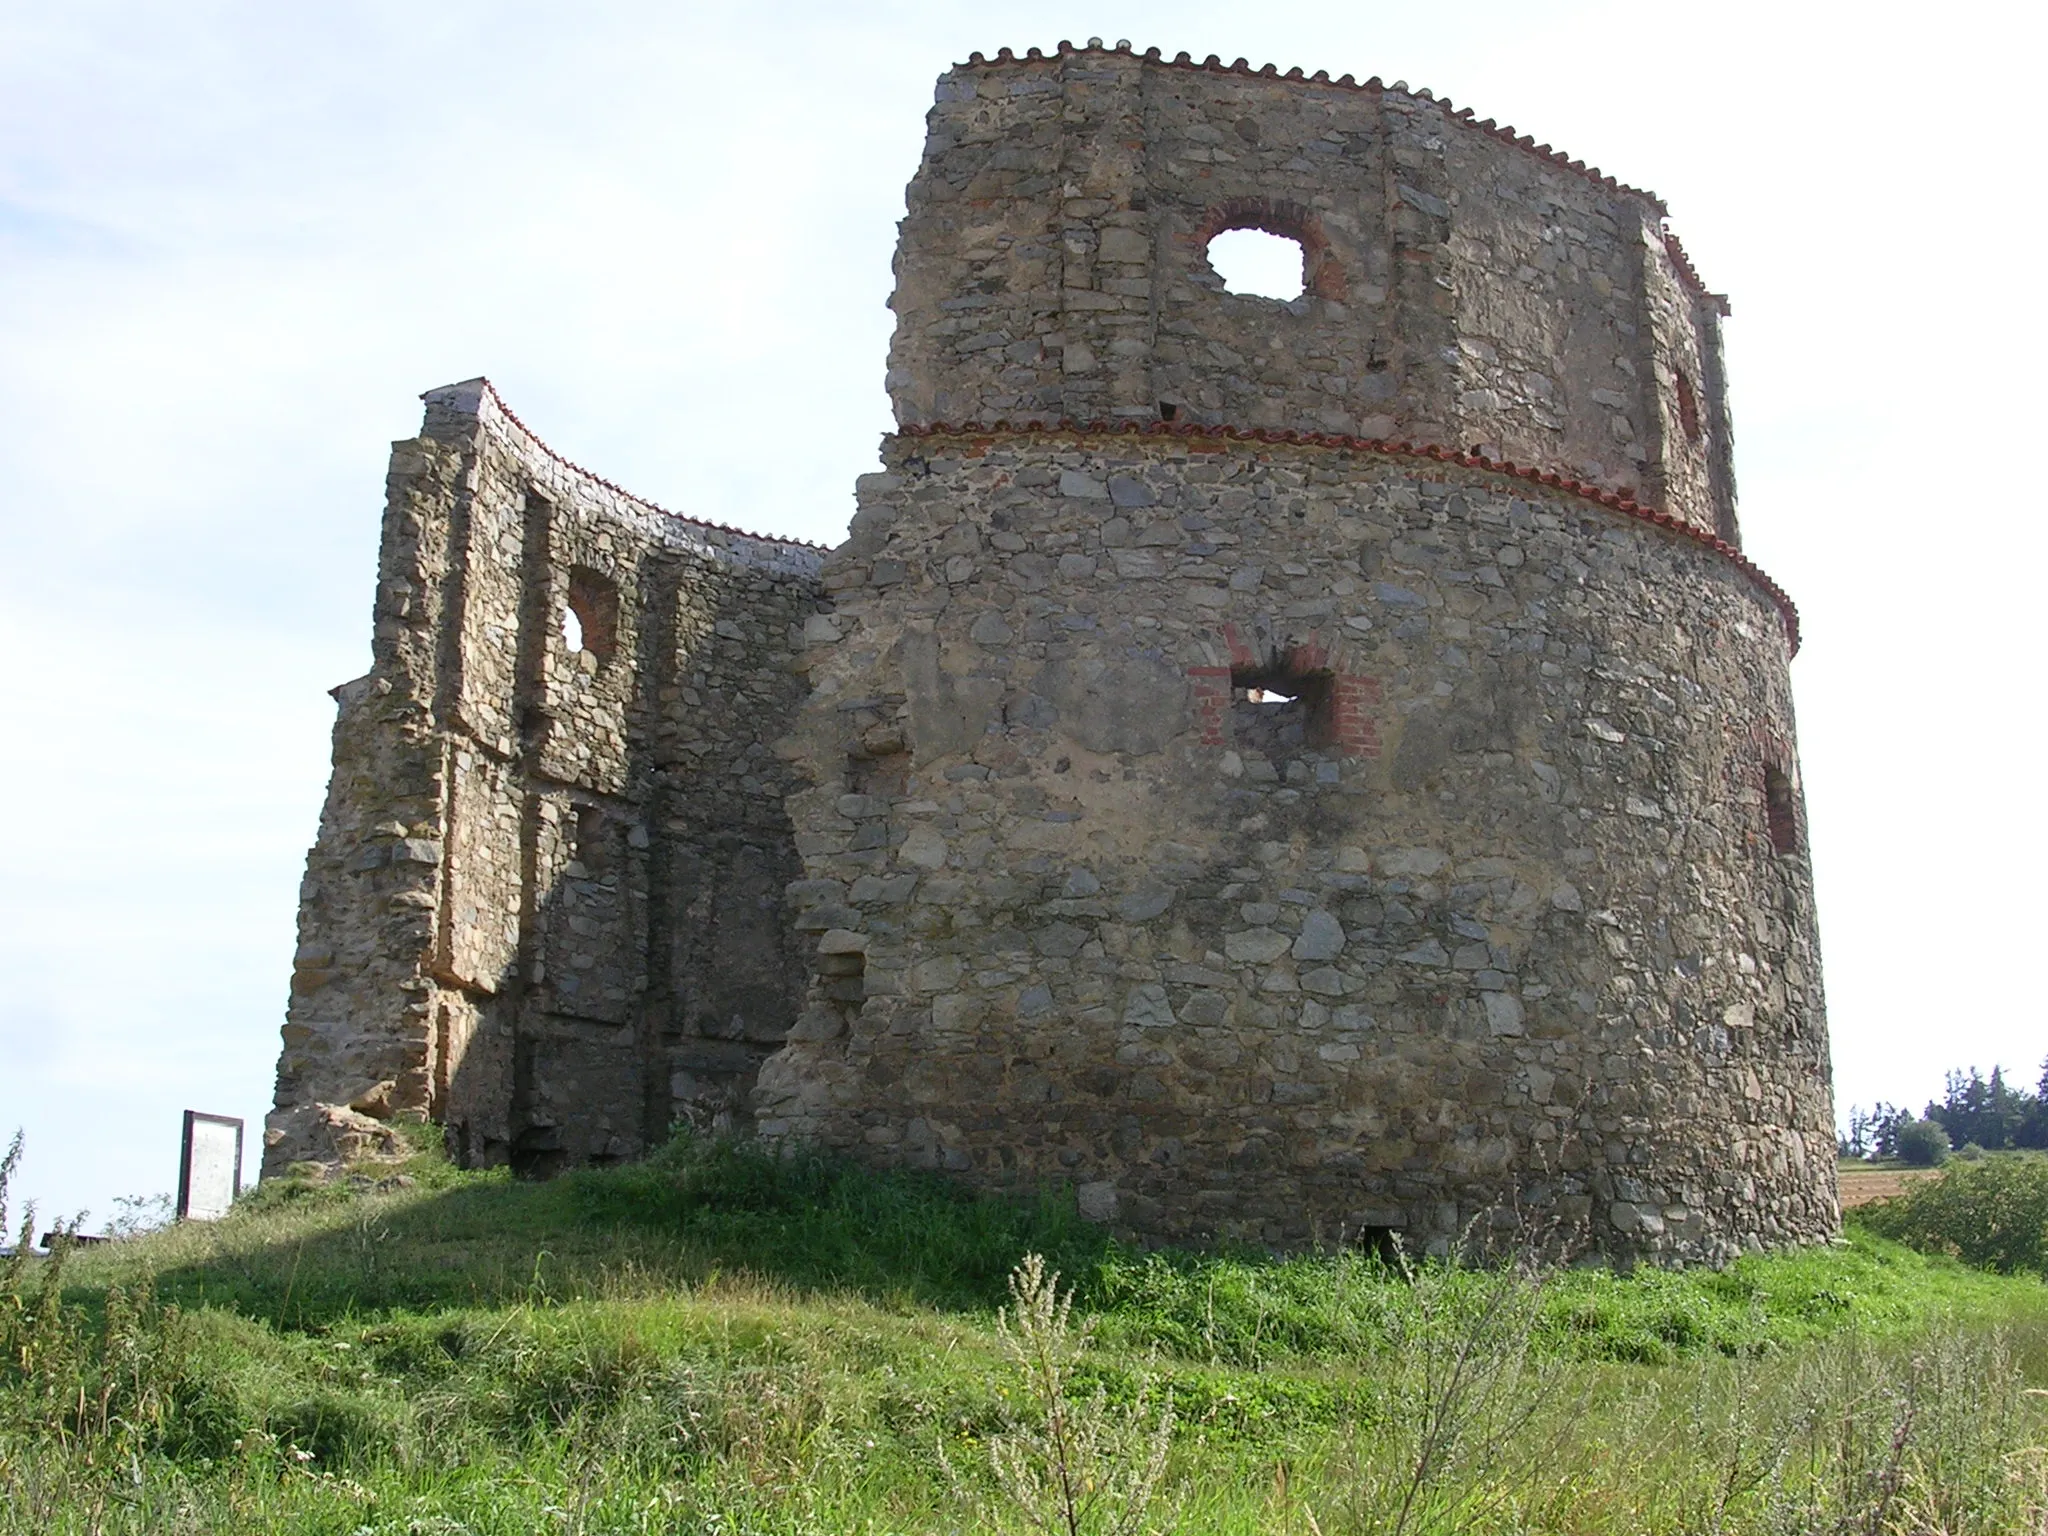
left=267, top=381, right=824, bottom=1177
left=268, top=43, right=1833, bottom=1263
left=760, top=430, right=1831, bottom=1261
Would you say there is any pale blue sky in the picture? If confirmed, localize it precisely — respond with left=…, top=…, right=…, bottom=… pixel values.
left=3, top=0, right=2041, bottom=1225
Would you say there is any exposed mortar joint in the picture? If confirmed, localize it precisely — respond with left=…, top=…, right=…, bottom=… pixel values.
left=893, top=419, right=1801, bottom=653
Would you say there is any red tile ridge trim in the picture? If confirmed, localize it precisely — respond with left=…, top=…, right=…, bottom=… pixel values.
left=444, top=379, right=828, bottom=553
left=894, top=418, right=1800, bottom=654
left=954, top=41, right=1727, bottom=313
left=1661, top=231, right=1730, bottom=316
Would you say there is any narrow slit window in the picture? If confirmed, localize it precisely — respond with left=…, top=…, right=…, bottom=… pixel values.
left=565, top=567, right=620, bottom=665
left=1675, top=371, right=1704, bottom=444
left=571, top=805, right=614, bottom=876
left=1763, top=764, right=1800, bottom=855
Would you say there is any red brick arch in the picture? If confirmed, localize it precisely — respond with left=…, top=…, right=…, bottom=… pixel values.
left=1190, top=197, right=1347, bottom=302
left=1187, top=623, right=1380, bottom=757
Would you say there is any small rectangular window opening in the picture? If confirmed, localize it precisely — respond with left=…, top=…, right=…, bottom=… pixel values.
left=818, top=947, right=866, bottom=1002
left=1763, top=764, right=1800, bottom=856
left=565, top=567, right=621, bottom=664
left=848, top=749, right=910, bottom=798
left=571, top=805, right=614, bottom=876
left=1231, top=663, right=1334, bottom=755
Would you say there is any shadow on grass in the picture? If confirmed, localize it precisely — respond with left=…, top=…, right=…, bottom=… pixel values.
left=128, top=1137, right=1117, bottom=1330
left=76, top=1135, right=2048, bottom=1373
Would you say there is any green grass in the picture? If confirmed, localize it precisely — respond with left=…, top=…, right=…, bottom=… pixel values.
left=4, top=1135, right=2046, bottom=1534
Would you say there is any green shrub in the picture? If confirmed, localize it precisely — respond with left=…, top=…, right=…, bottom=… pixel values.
left=1895, top=1117, right=1951, bottom=1167
left=1857, top=1154, right=2048, bottom=1275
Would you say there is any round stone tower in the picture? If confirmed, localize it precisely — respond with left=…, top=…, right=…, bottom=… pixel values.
left=757, top=42, right=1834, bottom=1261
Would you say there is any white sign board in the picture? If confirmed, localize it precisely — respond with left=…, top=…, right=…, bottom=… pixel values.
left=177, top=1112, right=243, bottom=1221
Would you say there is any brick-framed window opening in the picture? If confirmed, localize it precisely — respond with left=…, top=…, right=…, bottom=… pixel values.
left=1675, top=371, right=1704, bottom=444
left=1190, top=650, right=1381, bottom=759
left=1232, top=665, right=1333, bottom=754
left=1764, top=763, right=1800, bottom=855
left=1205, top=227, right=1307, bottom=302
left=564, top=567, right=620, bottom=664
left=1191, top=196, right=1347, bottom=303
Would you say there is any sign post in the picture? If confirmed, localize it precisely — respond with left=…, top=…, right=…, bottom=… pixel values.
left=176, top=1112, right=243, bottom=1221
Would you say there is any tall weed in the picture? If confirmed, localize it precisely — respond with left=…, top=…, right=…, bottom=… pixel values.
left=1326, top=1239, right=1574, bottom=1536
left=1613, top=1324, right=2048, bottom=1535
left=0, top=1133, right=186, bottom=1467
left=974, top=1254, right=1174, bottom=1536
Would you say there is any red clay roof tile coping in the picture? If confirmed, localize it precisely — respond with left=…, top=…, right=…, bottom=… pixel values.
left=1661, top=232, right=1727, bottom=317
left=895, top=418, right=1800, bottom=655
left=457, top=379, right=829, bottom=553
left=956, top=40, right=1730, bottom=315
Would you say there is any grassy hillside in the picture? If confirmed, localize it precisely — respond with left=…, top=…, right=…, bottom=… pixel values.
left=4, top=1136, right=2045, bottom=1534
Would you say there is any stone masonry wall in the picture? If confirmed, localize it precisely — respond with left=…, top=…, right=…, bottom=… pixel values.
left=760, top=430, right=1831, bottom=1261
left=266, top=381, right=824, bottom=1177
left=269, top=44, right=1832, bottom=1265
left=887, top=45, right=1737, bottom=542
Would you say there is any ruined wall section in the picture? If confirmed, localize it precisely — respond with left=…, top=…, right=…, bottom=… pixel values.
left=887, top=46, right=1737, bottom=543
left=1438, top=116, right=1650, bottom=497
left=267, top=381, right=824, bottom=1176
left=1638, top=243, right=1740, bottom=546
left=888, top=64, right=1068, bottom=423
left=761, top=430, right=1830, bottom=1262
left=272, top=434, right=472, bottom=1143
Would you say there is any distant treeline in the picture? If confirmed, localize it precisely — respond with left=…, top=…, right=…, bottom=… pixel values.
left=1842, top=1058, right=2048, bottom=1162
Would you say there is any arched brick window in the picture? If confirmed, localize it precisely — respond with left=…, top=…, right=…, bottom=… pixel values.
left=1675, top=371, right=1704, bottom=444
left=1764, top=762, right=1800, bottom=855
left=564, top=567, right=620, bottom=665
left=1192, top=197, right=1346, bottom=302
